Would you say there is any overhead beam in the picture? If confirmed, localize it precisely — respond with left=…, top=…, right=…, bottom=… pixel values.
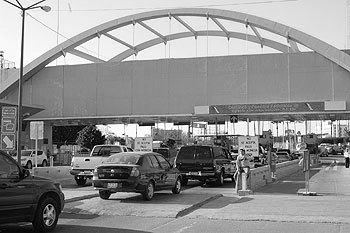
left=136, top=20, right=167, bottom=43
left=250, top=25, right=263, bottom=48
left=69, top=49, right=105, bottom=63
left=172, top=15, right=197, bottom=38
left=211, top=17, right=230, bottom=39
left=288, top=39, right=300, bottom=52
left=104, top=32, right=138, bottom=55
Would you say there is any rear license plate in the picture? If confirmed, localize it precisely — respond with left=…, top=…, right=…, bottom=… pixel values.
left=107, top=183, right=120, bottom=188
left=187, top=171, right=201, bottom=176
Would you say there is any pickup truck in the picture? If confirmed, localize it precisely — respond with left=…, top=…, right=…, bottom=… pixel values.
left=70, top=145, right=133, bottom=185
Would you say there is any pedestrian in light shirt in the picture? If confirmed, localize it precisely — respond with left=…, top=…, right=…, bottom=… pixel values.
left=234, top=148, right=250, bottom=192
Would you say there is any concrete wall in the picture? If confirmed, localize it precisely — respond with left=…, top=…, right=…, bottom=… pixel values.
left=5, top=51, right=350, bottom=120
left=249, top=160, right=302, bottom=191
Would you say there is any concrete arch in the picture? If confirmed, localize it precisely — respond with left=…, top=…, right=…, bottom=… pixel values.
left=1, top=8, right=350, bottom=98
left=109, top=30, right=290, bottom=63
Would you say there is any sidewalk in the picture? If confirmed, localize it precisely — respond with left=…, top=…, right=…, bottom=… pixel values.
left=188, top=162, right=350, bottom=224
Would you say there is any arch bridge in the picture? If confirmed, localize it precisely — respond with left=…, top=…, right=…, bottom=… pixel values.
left=1, top=8, right=350, bottom=148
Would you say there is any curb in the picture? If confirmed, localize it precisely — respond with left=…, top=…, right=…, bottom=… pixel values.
left=65, top=194, right=99, bottom=204
left=175, top=194, right=223, bottom=218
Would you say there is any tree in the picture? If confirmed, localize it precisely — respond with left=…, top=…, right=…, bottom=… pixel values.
left=52, top=125, right=86, bottom=146
left=76, top=125, right=106, bottom=150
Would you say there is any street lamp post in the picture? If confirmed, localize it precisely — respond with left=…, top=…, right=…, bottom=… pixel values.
left=3, top=0, right=50, bottom=164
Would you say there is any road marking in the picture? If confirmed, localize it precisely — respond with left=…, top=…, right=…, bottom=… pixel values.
left=333, top=165, right=338, bottom=171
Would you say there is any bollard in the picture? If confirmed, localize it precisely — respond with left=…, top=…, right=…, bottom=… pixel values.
left=242, top=171, right=247, bottom=191
left=50, top=156, right=54, bottom=167
left=237, top=167, right=253, bottom=196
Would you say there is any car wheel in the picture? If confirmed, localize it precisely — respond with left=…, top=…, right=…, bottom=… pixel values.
left=99, top=190, right=111, bottom=200
left=172, top=178, right=182, bottom=194
left=181, top=177, right=188, bottom=186
left=32, top=197, right=59, bottom=232
left=26, top=161, right=33, bottom=169
left=42, top=160, right=48, bottom=167
left=75, top=176, right=87, bottom=186
left=142, top=181, right=155, bottom=201
left=216, top=171, right=224, bottom=186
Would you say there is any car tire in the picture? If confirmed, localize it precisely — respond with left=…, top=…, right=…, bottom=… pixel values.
left=99, top=190, right=111, bottom=200
left=172, top=178, right=182, bottom=194
left=26, top=161, right=33, bottom=169
left=75, top=176, right=87, bottom=186
left=142, top=181, right=155, bottom=201
left=216, top=171, right=224, bottom=186
left=32, top=197, right=59, bottom=232
left=42, top=160, right=48, bottom=167
left=181, top=177, right=188, bottom=186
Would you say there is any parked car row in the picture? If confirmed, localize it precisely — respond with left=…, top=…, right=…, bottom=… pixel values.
left=91, top=144, right=237, bottom=201
left=318, top=143, right=345, bottom=155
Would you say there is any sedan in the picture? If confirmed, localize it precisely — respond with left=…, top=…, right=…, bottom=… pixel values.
left=275, top=152, right=292, bottom=163
left=92, top=152, right=182, bottom=201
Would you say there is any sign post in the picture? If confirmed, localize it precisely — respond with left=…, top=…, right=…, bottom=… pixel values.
left=298, top=150, right=317, bottom=196
left=30, top=121, right=44, bottom=167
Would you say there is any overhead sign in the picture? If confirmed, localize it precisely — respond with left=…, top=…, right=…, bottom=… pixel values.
left=1, top=134, right=15, bottom=150
left=134, top=137, right=153, bottom=152
left=209, top=102, right=325, bottom=115
left=238, top=136, right=259, bottom=158
left=30, top=121, right=44, bottom=140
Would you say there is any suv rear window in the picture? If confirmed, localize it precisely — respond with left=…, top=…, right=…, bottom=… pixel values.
left=177, top=146, right=195, bottom=159
left=196, top=146, right=212, bottom=160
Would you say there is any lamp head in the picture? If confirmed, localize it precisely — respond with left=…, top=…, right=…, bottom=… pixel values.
left=40, top=6, right=51, bottom=12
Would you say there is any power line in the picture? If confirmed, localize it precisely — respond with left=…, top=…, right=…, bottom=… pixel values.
left=26, top=12, right=109, bottom=60
left=53, top=0, right=297, bottom=12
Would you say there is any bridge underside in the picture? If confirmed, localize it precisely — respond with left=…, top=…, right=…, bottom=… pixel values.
left=3, top=50, right=350, bottom=127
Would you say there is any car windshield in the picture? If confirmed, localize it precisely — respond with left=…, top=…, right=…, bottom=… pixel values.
left=105, top=153, right=141, bottom=165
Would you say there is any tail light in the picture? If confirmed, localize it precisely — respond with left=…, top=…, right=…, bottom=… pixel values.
left=130, top=167, right=140, bottom=177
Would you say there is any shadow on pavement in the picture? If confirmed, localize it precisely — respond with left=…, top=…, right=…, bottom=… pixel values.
left=255, top=165, right=322, bottom=195
left=0, top=224, right=151, bottom=233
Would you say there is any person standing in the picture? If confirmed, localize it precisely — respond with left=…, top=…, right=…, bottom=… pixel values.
left=234, top=148, right=251, bottom=192
left=344, top=148, right=350, bottom=168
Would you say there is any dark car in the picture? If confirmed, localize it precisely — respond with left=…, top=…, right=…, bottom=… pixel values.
left=153, top=148, right=177, bottom=166
left=276, top=149, right=298, bottom=160
left=0, top=150, right=65, bottom=232
left=92, top=152, right=182, bottom=201
left=174, top=145, right=236, bottom=186
left=275, top=151, right=292, bottom=163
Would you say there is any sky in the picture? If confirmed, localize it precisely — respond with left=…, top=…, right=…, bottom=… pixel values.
left=0, top=0, right=348, bottom=138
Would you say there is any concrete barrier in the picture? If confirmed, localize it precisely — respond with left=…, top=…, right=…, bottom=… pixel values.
left=32, top=166, right=72, bottom=182
left=249, top=160, right=301, bottom=191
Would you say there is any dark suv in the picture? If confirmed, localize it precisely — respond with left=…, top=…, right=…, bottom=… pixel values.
left=175, top=145, right=236, bottom=186
left=0, top=150, right=65, bottom=232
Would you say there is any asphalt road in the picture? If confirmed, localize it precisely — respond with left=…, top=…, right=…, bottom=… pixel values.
left=1, top=154, right=349, bottom=233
